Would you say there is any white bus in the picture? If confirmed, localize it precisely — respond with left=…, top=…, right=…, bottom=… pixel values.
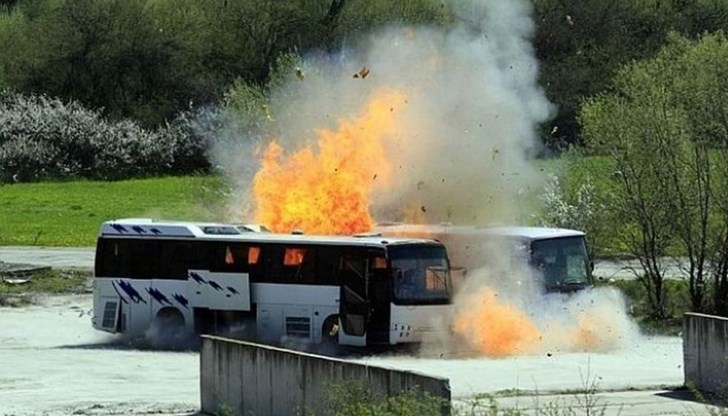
left=373, top=223, right=594, bottom=293
left=92, top=219, right=453, bottom=348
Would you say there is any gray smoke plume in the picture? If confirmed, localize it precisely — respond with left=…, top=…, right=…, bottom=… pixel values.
left=207, top=0, right=552, bottom=226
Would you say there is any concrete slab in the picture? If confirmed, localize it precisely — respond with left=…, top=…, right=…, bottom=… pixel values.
left=354, top=335, right=684, bottom=398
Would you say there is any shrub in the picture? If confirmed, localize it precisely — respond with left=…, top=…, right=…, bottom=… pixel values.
left=0, top=91, right=209, bottom=182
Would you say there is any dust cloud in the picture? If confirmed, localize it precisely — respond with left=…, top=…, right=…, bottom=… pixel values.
left=420, top=241, right=641, bottom=358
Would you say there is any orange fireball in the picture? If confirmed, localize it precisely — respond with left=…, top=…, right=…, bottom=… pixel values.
left=454, top=288, right=541, bottom=357
left=252, top=90, right=405, bottom=235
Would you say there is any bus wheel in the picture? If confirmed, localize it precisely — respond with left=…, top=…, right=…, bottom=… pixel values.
left=147, top=307, right=191, bottom=349
left=319, top=315, right=341, bottom=355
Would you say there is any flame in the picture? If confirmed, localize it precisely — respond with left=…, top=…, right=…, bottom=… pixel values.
left=252, top=91, right=405, bottom=235
left=451, top=285, right=634, bottom=357
left=454, top=287, right=541, bottom=357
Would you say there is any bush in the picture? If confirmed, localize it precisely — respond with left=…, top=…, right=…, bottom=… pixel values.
left=0, top=91, right=209, bottom=182
left=321, top=380, right=447, bottom=416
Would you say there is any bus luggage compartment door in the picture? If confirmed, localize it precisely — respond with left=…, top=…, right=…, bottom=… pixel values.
left=188, top=270, right=251, bottom=311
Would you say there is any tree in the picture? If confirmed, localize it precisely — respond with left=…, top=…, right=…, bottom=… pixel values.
left=581, top=87, right=682, bottom=319
left=665, top=32, right=728, bottom=315
left=581, top=31, right=728, bottom=316
left=535, top=0, right=728, bottom=151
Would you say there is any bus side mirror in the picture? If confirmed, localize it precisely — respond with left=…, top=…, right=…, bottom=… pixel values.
left=590, top=261, right=594, bottom=272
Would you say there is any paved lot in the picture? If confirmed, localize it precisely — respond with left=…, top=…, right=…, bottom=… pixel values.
left=1, top=294, right=721, bottom=416
left=0, top=246, right=95, bottom=270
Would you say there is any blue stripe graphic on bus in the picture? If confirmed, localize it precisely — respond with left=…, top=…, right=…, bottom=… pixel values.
left=132, top=226, right=146, bottom=234
left=189, top=272, right=206, bottom=284
left=147, top=287, right=173, bottom=306
left=150, top=227, right=162, bottom=235
left=111, top=281, right=129, bottom=304
left=115, top=280, right=146, bottom=304
left=227, top=286, right=238, bottom=295
left=111, top=224, right=128, bottom=233
left=208, top=280, right=223, bottom=291
left=173, top=294, right=189, bottom=308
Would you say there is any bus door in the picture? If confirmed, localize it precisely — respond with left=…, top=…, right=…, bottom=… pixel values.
left=367, top=252, right=390, bottom=344
left=338, top=254, right=368, bottom=347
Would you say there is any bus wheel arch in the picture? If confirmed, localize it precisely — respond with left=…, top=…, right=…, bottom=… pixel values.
left=321, top=314, right=339, bottom=345
left=155, top=307, right=185, bottom=326
left=146, top=307, right=189, bottom=348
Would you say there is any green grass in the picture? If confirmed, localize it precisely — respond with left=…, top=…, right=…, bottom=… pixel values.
left=0, top=268, right=91, bottom=306
left=0, top=175, right=231, bottom=246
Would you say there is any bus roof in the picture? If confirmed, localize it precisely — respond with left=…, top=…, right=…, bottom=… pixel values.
left=98, top=218, right=442, bottom=247
left=373, top=223, right=585, bottom=241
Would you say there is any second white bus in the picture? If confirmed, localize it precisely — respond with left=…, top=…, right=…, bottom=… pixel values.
left=374, top=223, right=594, bottom=293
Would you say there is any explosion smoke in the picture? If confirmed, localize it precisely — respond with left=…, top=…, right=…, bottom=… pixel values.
left=207, top=0, right=642, bottom=356
left=209, top=0, right=551, bottom=229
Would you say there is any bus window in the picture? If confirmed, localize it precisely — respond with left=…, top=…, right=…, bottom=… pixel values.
left=262, top=245, right=316, bottom=283
left=317, top=247, right=342, bottom=285
left=96, top=238, right=123, bottom=277
left=531, top=236, right=591, bottom=290
left=97, top=238, right=158, bottom=278
left=372, top=256, right=387, bottom=269
left=209, top=243, right=252, bottom=273
left=425, top=266, right=448, bottom=291
left=284, top=248, right=306, bottom=266
left=159, top=241, right=206, bottom=279
left=248, top=246, right=260, bottom=265
left=389, top=245, right=451, bottom=305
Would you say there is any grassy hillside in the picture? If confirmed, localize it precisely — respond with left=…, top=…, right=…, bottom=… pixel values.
left=0, top=175, right=230, bottom=246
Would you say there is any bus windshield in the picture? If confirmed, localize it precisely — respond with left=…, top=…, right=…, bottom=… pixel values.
left=530, top=236, right=592, bottom=291
left=389, top=245, right=451, bottom=305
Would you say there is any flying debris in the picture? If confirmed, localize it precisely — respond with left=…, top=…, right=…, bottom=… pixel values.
left=353, top=66, right=370, bottom=79
left=261, top=104, right=274, bottom=121
left=295, top=67, right=305, bottom=80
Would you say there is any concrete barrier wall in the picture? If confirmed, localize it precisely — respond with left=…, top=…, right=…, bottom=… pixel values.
left=684, top=312, right=728, bottom=396
left=200, top=335, right=451, bottom=416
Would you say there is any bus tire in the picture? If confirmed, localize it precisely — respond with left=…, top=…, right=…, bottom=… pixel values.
left=147, top=307, right=190, bottom=349
left=319, top=315, right=341, bottom=355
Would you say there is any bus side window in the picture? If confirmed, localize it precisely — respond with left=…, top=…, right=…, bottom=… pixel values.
left=97, top=239, right=124, bottom=277
left=263, top=245, right=286, bottom=282
left=159, top=241, right=205, bottom=279
left=283, top=247, right=316, bottom=283
left=317, top=247, right=340, bottom=285
left=210, top=243, right=251, bottom=273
